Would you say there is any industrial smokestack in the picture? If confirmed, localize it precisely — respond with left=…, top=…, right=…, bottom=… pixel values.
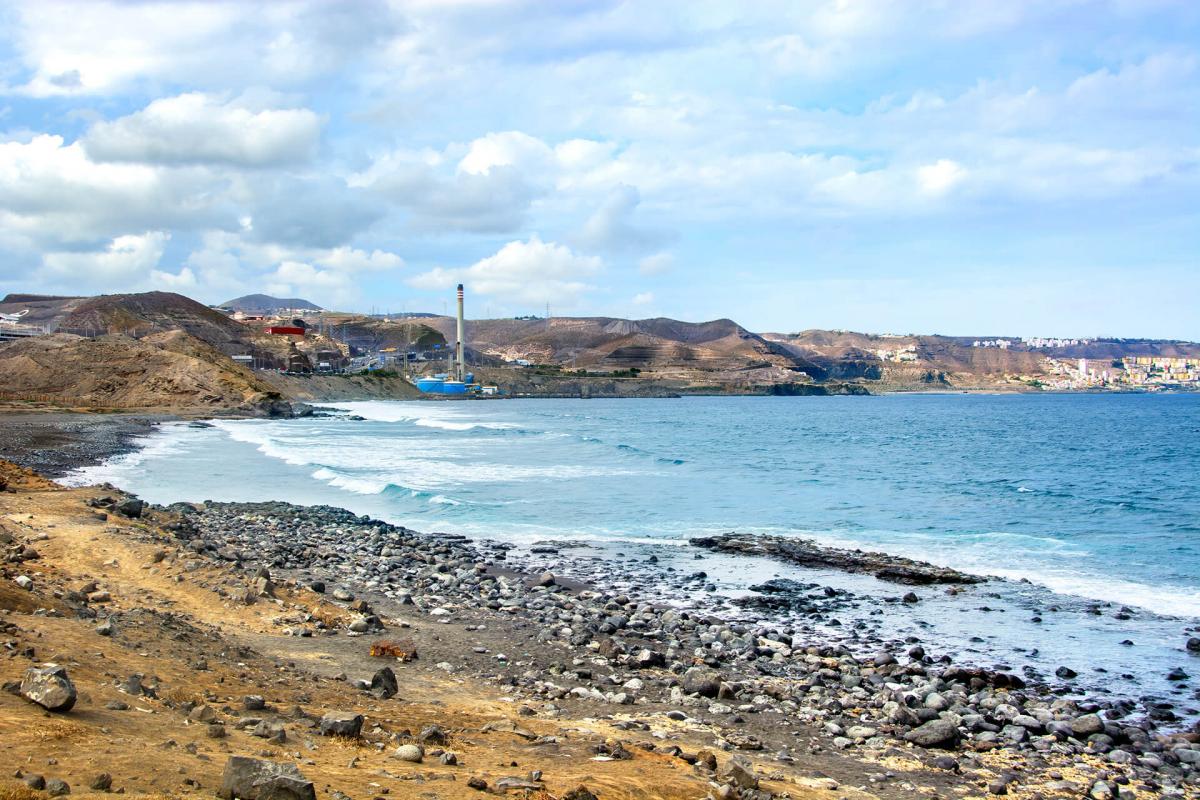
left=455, top=283, right=465, bottom=381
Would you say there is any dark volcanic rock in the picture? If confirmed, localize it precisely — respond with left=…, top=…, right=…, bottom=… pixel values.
left=318, top=712, right=363, bottom=738
left=689, top=533, right=984, bottom=585
left=116, top=498, right=145, bottom=518
left=217, top=757, right=315, bottom=800
left=370, top=667, right=398, bottom=699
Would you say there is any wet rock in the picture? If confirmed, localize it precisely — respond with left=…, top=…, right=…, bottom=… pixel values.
left=689, top=533, right=984, bottom=584
left=20, top=664, right=77, bottom=712
left=903, top=719, right=960, bottom=749
left=217, top=756, right=315, bottom=800
left=535, top=571, right=556, bottom=587
left=1187, top=637, right=1200, bottom=652
left=1056, top=666, right=1078, bottom=679
left=319, top=712, right=363, bottom=738
left=1071, top=714, right=1104, bottom=738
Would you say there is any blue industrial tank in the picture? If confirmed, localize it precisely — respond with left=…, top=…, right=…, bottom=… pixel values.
left=416, top=377, right=445, bottom=393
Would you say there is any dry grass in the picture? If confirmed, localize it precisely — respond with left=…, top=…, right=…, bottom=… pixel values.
left=0, top=784, right=43, bottom=800
left=30, top=719, right=89, bottom=743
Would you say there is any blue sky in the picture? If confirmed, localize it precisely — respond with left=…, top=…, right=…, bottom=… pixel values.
left=1, top=1, right=1197, bottom=338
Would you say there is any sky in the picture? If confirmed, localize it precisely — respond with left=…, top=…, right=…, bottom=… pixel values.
left=0, top=1, right=1197, bottom=338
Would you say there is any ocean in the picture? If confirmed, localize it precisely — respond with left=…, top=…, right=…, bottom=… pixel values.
left=67, top=393, right=1200, bottom=714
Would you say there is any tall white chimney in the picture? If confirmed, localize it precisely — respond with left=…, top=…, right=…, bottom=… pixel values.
left=455, top=283, right=465, bottom=381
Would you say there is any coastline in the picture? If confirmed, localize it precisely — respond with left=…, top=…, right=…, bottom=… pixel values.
left=3, top=477, right=1198, bottom=799
left=0, top=410, right=175, bottom=478
left=2, top=406, right=1198, bottom=798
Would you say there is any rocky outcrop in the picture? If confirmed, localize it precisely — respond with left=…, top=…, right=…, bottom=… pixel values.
left=689, top=533, right=984, bottom=585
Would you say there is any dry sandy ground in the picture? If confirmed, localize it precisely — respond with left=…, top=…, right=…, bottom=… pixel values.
left=0, top=473, right=867, bottom=800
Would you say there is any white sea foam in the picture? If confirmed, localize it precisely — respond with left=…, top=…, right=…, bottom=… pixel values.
left=324, top=400, right=519, bottom=430
left=60, top=423, right=194, bottom=486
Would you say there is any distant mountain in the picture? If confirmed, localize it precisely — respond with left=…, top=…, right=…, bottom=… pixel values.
left=221, top=294, right=322, bottom=312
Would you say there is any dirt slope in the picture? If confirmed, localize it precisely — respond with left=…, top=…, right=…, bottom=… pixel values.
left=0, top=478, right=854, bottom=800
left=0, top=332, right=290, bottom=414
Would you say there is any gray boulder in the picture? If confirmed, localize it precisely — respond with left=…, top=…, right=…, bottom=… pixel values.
left=722, top=756, right=759, bottom=790
left=903, top=718, right=960, bottom=749
left=21, top=664, right=77, bottom=712
left=318, top=712, right=363, bottom=738
left=681, top=666, right=722, bottom=698
left=1071, top=714, right=1104, bottom=738
left=217, top=757, right=315, bottom=800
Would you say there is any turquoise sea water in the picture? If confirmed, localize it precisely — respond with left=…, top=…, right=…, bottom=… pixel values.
left=74, top=393, right=1200, bottom=615
left=67, top=393, right=1200, bottom=712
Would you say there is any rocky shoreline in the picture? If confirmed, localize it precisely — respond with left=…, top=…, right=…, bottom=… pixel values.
left=135, top=498, right=1199, bottom=797
left=688, top=533, right=985, bottom=585
left=0, top=412, right=171, bottom=478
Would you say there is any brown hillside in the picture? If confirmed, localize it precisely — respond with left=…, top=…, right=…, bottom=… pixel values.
left=420, top=315, right=811, bottom=374
left=0, top=332, right=289, bottom=414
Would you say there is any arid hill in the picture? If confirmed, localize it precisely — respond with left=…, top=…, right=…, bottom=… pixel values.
left=421, top=315, right=816, bottom=376
left=0, top=331, right=292, bottom=414
left=221, top=293, right=322, bottom=312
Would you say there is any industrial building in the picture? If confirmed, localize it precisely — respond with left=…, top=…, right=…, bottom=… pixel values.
left=413, top=284, right=491, bottom=396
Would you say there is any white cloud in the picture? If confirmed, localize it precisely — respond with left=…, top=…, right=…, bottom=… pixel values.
left=84, top=93, right=322, bottom=167
left=632, top=291, right=654, bottom=305
left=7, top=0, right=401, bottom=96
left=42, top=231, right=169, bottom=281
left=410, top=236, right=602, bottom=306
left=0, top=134, right=228, bottom=247
left=638, top=252, right=675, bottom=275
left=917, top=159, right=968, bottom=195
left=457, top=131, right=553, bottom=175
left=314, top=247, right=403, bottom=273
left=573, top=184, right=675, bottom=254
left=350, top=146, right=542, bottom=233
left=150, top=266, right=197, bottom=289
left=265, top=260, right=355, bottom=308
